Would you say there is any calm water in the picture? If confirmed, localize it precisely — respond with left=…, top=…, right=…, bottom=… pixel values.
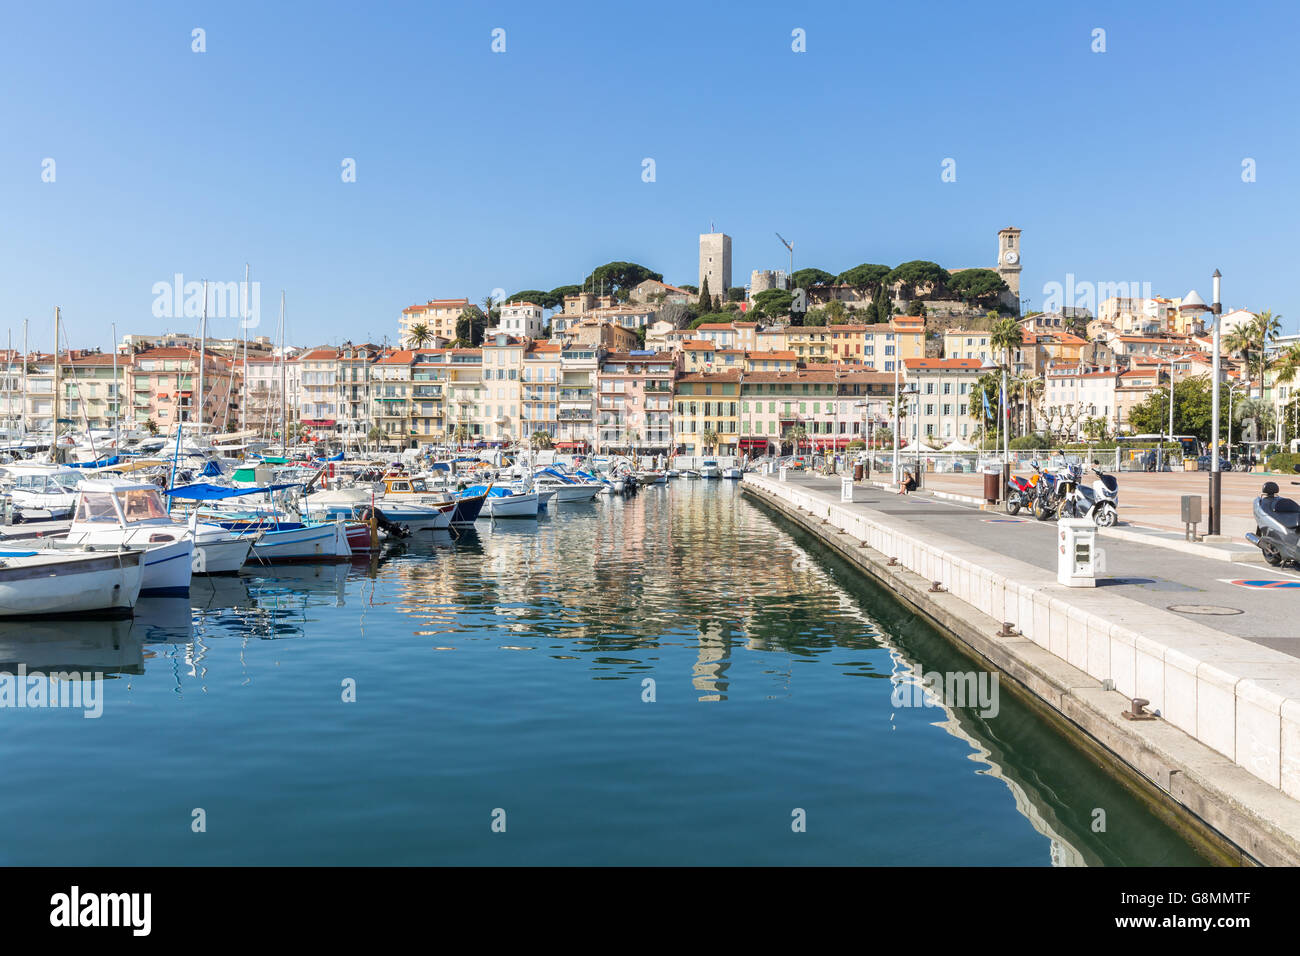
left=0, top=482, right=1207, bottom=865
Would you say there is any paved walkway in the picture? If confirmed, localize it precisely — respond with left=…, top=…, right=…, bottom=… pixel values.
left=784, top=474, right=1300, bottom=657
left=902, top=468, right=1286, bottom=541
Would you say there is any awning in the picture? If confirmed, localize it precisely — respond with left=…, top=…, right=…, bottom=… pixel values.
left=301, top=419, right=336, bottom=427
left=812, top=437, right=856, bottom=448
left=555, top=441, right=588, bottom=448
left=738, top=437, right=769, bottom=448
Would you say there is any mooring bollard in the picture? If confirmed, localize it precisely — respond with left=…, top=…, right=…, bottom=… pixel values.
left=779, top=466, right=788, bottom=483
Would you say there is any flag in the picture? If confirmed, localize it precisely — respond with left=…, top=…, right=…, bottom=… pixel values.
left=982, top=389, right=991, bottom=420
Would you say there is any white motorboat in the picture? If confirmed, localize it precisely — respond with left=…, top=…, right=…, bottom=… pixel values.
left=532, top=470, right=602, bottom=502
left=722, top=466, right=743, bottom=479
left=698, top=460, right=723, bottom=478
left=248, top=520, right=353, bottom=562
left=473, top=486, right=539, bottom=518
left=0, top=547, right=145, bottom=617
left=61, top=480, right=196, bottom=596
left=0, top=464, right=83, bottom=518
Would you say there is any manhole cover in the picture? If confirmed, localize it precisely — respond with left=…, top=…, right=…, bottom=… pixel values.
left=1167, top=604, right=1244, bottom=616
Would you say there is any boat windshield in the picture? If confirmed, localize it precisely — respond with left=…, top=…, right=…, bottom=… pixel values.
left=410, top=479, right=428, bottom=492
left=75, top=491, right=121, bottom=523
left=116, top=488, right=170, bottom=523
left=51, top=474, right=82, bottom=493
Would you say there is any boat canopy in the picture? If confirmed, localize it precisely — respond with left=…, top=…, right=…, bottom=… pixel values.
left=66, top=455, right=123, bottom=469
left=462, top=485, right=515, bottom=498
left=167, top=482, right=299, bottom=500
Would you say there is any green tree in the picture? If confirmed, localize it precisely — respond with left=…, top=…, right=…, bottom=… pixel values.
left=886, top=260, right=948, bottom=300
left=752, top=289, right=794, bottom=320
left=689, top=313, right=732, bottom=328
left=407, top=322, right=433, bottom=348
left=783, top=424, right=807, bottom=453
left=529, top=431, right=554, bottom=449
left=948, top=269, right=1010, bottom=309
left=726, top=287, right=746, bottom=302
left=582, top=261, right=663, bottom=297
left=1253, top=309, right=1283, bottom=399
left=455, top=307, right=486, bottom=346
left=825, top=300, right=848, bottom=324
left=838, top=263, right=892, bottom=295
left=906, top=299, right=927, bottom=316
left=990, top=316, right=1024, bottom=370
left=548, top=284, right=582, bottom=308
left=791, top=268, right=836, bottom=290
left=701, top=428, right=720, bottom=451
left=803, top=307, right=828, bottom=327
left=697, top=276, right=712, bottom=312
left=144, top=417, right=158, bottom=436
left=865, top=284, right=892, bottom=323
left=1128, top=376, right=1214, bottom=441
left=1082, top=417, right=1110, bottom=441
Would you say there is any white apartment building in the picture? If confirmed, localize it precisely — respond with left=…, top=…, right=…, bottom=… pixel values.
left=497, top=301, right=545, bottom=339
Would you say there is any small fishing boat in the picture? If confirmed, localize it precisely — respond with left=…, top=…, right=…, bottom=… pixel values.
left=722, top=466, right=743, bottom=479
left=0, top=547, right=145, bottom=618
left=61, top=480, right=195, bottom=595
left=464, top=484, right=539, bottom=518
left=698, top=460, right=722, bottom=478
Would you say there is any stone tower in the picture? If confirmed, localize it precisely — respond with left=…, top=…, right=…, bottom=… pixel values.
left=997, top=227, right=1022, bottom=301
left=699, top=233, right=732, bottom=299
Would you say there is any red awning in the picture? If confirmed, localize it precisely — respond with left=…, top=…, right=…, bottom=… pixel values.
left=301, top=419, right=337, bottom=427
left=738, top=437, right=769, bottom=447
left=555, top=441, right=588, bottom=448
left=813, top=437, right=856, bottom=448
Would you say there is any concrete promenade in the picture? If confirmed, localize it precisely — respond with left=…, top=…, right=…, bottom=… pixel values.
left=911, top=468, right=1284, bottom=542
left=743, top=470, right=1300, bottom=865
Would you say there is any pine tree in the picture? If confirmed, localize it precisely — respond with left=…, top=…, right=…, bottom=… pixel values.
left=698, top=276, right=712, bottom=313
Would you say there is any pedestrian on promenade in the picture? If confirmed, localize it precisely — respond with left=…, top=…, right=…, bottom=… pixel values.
left=898, top=469, right=918, bottom=494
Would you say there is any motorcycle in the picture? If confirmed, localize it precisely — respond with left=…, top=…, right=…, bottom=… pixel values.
left=1244, top=467, right=1300, bottom=567
left=1061, top=461, right=1119, bottom=527
left=1005, top=472, right=1035, bottom=515
left=1029, top=461, right=1065, bottom=521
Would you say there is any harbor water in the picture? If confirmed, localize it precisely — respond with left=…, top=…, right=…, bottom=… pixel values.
left=0, top=481, right=1207, bottom=865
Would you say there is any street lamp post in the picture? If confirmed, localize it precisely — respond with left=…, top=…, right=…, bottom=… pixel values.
left=1209, top=270, right=1223, bottom=535
left=892, top=360, right=901, bottom=483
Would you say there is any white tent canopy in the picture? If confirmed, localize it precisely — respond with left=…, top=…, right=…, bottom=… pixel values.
left=941, top=439, right=976, bottom=452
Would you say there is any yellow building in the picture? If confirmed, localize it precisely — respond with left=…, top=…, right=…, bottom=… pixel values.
left=673, top=370, right=741, bottom=456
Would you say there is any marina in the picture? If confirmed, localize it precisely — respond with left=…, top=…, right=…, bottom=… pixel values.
left=0, top=480, right=1208, bottom=865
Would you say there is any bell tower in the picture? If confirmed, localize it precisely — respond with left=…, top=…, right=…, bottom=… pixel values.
left=997, top=227, right=1021, bottom=298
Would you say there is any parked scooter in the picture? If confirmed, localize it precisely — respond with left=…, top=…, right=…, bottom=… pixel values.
left=1062, top=461, right=1119, bottom=527
left=1244, top=467, right=1300, bottom=567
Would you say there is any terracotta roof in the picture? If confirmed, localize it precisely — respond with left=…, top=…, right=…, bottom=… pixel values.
left=904, top=358, right=983, bottom=370
left=376, top=350, right=415, bottom=365
left=403, top=298, right=470, bottom=313
left=677, top=370, right=742, bottom=383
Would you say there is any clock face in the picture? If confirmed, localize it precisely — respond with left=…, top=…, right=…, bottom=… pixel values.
left=1002, top=250, right=1019, bottom=265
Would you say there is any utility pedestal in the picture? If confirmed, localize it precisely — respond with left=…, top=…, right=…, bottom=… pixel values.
left=1057, top=518, right=1098, bottom=587
left=841, top=476, right=854, bottom=502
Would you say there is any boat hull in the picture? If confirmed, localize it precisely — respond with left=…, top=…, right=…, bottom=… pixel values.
left=192, top=536, right=253, bottom=575
left=249, top=522, right=353, bottom=563
left=0, top=549, right=144, bottom=618
left=482, top=493, right=539, bottom=518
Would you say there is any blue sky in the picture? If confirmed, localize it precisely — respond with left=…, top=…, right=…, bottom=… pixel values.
left=2, top=0, right=1298, bottom=353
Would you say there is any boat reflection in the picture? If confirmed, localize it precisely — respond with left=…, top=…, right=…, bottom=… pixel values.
left=0, top=617, right=145, bottom=675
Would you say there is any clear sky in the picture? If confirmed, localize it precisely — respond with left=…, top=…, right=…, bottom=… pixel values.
left=2, top=0, right=1298, bottom=353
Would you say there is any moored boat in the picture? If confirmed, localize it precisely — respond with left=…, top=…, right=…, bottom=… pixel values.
left=0, top=547, right=145, bottom=618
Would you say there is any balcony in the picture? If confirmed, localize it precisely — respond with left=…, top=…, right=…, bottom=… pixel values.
left=558, top=409, right=592, bottom=421
left=558, top=388, right=591, bottom=401
left=412, top=386, right=443, bottom=398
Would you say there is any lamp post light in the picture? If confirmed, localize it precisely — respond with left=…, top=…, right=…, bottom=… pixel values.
left=1209, top=270, right=1223, bottom=535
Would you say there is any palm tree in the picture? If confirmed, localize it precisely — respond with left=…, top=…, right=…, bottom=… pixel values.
left=452, top=424, right=470, bottom=444
left=991, top=316, right=1023, bottom=372
left=701, top=428, right=720, bottom=453
left=1253, top=309, right=1283, bottom=400
left=1019, top=375, right=1043, bottom=436
left=366, top=426, right=382, bottom=451
left=529, top=431, right=554, bottom=450
left=407, top=323, right=432, bottom=348
left=783, top=424, right=807, bottom=455
left=144, top=417, right=158, bottom=436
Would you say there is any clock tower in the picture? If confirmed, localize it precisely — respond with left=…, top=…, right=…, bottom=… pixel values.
left=997, top=227, right=1022, bottom=306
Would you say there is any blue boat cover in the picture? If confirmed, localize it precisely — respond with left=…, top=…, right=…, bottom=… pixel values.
left=167, top=482, right=300, bottom=500
left=66, top=455, right=122, bottom=469
left=201, top=460, right=224, bottom=476
left=462, top=485, right=514, bottom=498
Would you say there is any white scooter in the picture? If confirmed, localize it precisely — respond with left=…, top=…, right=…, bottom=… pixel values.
left=1060, top=461, right=1119, bottom=527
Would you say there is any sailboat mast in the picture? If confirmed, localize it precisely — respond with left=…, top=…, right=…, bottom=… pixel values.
left=279, top=291, right=286, bottom=452
left=21, top=319, right=27, bottom=437
left=197, top=279, right=208, bottom=436
left=51, top=306, right=60, bottom=462
left=242, top=263, right=249, bottom=432
left=112, top=321, right=118, bottom=448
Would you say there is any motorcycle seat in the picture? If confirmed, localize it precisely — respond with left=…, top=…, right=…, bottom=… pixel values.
left=1262, top=497, right=1300, bottom=529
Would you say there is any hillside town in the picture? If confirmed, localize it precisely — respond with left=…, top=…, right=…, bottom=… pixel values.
left=6, top=227, right=1295, bottom=461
